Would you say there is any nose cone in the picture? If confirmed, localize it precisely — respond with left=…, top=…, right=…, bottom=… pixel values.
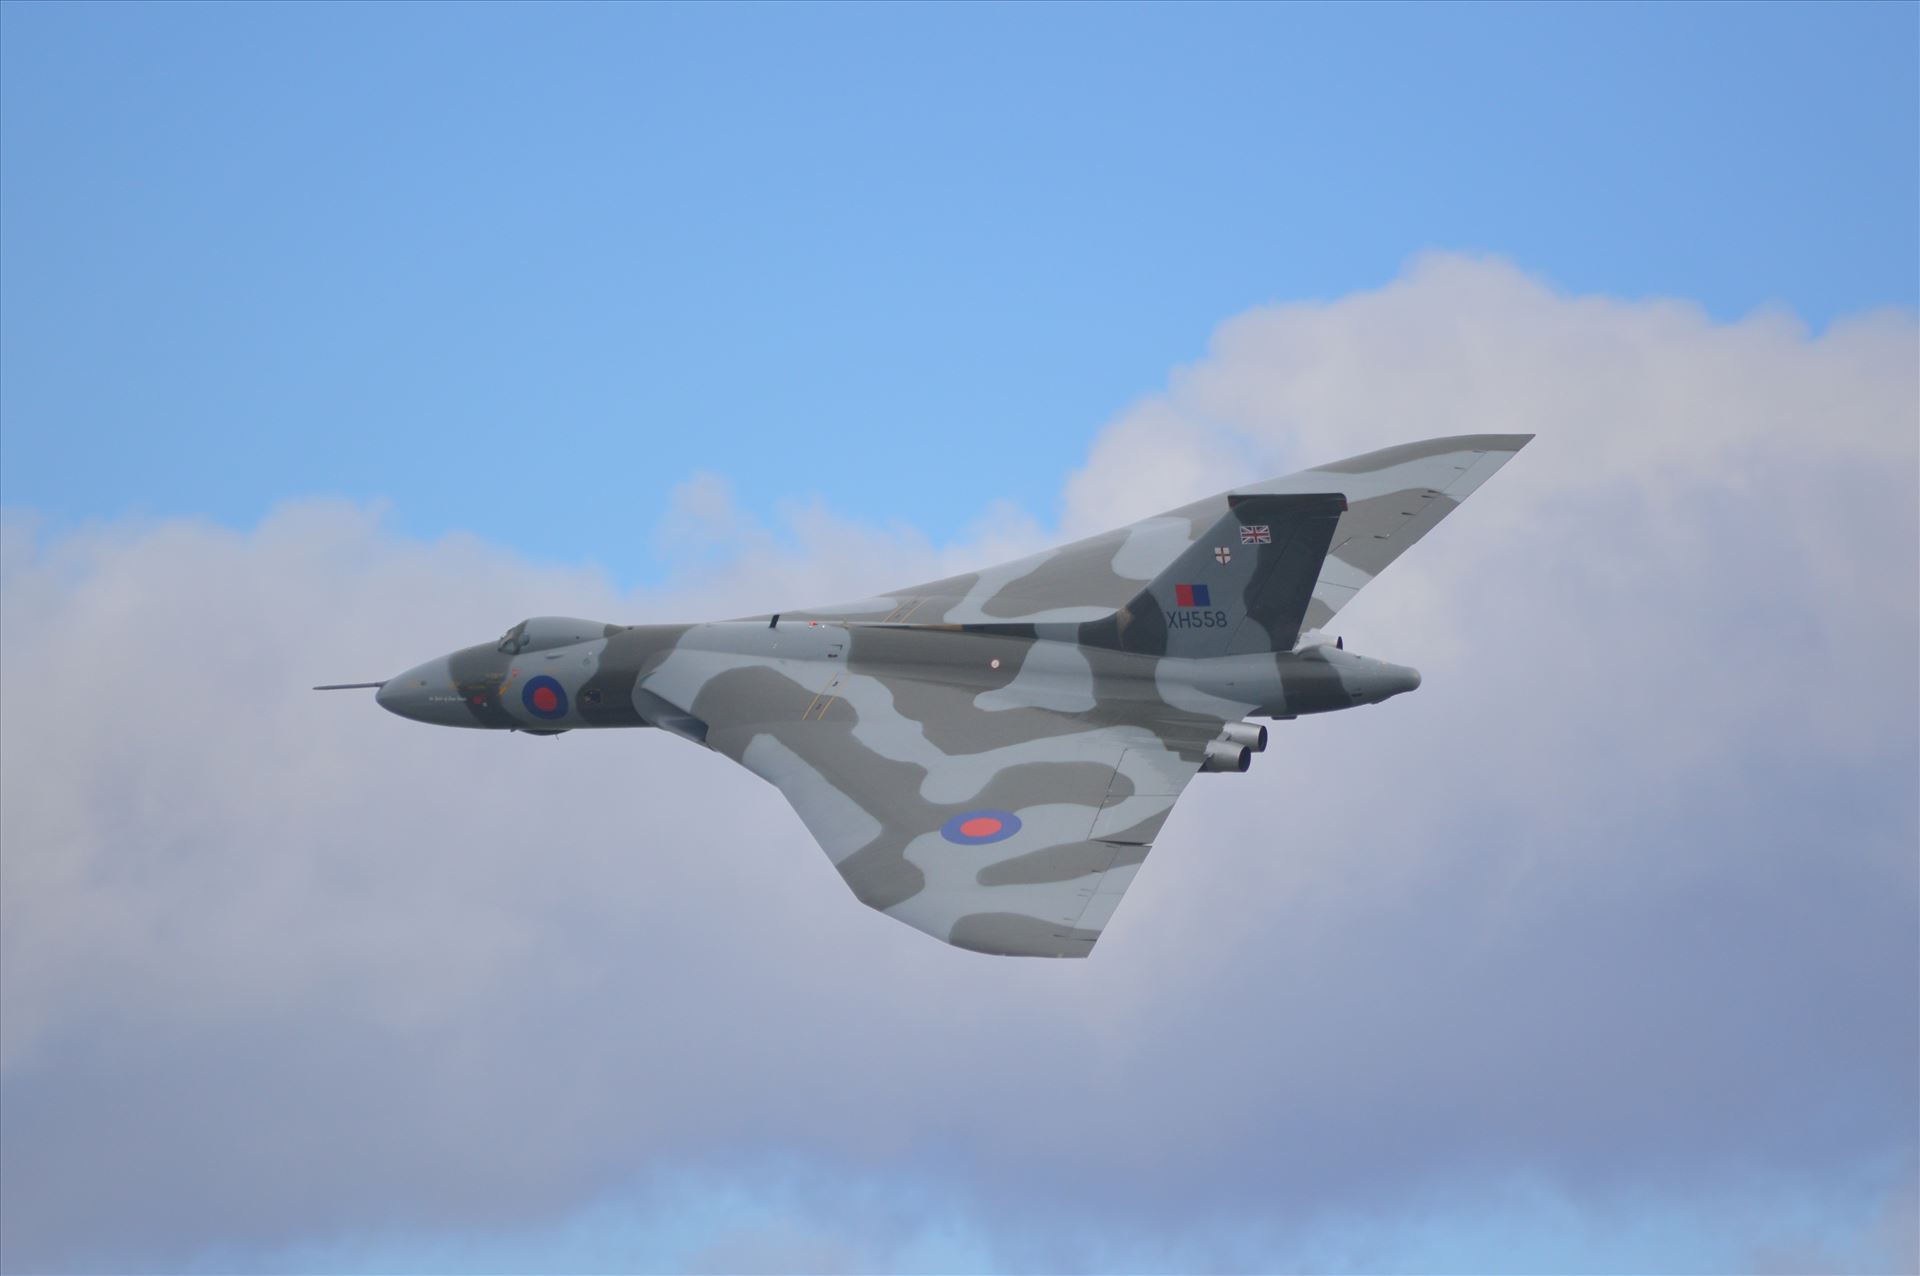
left=373, top=677, right=409, bottom=716
left=376, top=658, right=474, bottom=726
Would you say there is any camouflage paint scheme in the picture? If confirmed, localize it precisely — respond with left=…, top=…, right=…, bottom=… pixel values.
left=357, top=435, right=1530, bottom=957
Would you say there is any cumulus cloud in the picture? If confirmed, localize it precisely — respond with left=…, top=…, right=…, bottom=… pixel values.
left=1, top=255, right=1914, bottom=1273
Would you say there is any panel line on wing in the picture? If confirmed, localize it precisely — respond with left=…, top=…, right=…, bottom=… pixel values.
left=802, top=673, right=846, bottom=722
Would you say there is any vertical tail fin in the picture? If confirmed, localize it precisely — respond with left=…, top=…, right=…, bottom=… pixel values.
left=1083, top=493, right=1347, bottom=658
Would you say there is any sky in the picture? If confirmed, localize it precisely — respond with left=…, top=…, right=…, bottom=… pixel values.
left=1, top=4, right=1916, bottom=1274
left=3, top=2, right=1917, bottom=574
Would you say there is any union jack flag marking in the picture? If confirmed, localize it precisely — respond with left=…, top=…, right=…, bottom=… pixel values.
left=1241, top=524, right=1272, bottom=545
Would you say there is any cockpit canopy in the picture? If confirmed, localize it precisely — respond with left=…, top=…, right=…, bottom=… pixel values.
left=496, top=616, right=620, bottom=656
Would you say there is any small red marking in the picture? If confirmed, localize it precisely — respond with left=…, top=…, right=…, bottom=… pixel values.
left=959, top=816, right=1003, bottom=839
left=532, top=686, right=558, bottom=712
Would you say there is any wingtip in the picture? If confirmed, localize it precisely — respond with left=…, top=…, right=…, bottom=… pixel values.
left=1479, top=432, right=1535, bottom=451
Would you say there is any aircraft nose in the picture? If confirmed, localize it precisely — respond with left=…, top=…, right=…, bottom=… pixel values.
left=375, top=659, right=468, bottom=725
left=373, top=678, right=409, bottom=716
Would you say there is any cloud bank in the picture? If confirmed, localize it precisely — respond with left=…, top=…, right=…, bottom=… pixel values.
left=2, top=255, right=1914, bottom=1273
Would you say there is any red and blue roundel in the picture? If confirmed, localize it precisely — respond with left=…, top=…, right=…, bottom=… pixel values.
left=940, top=809, right=1021, bottom=845
left=522, top=675, right=568, bottom=720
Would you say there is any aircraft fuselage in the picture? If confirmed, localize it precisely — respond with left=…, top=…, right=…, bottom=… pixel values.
left=374, top=617, right=1419, bottom=737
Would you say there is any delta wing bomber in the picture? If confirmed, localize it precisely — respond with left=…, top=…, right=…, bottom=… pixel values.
left=321, top=435, right=1530, bottom=957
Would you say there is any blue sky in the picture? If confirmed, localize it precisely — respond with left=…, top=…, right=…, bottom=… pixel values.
left=1, top=5, right=1916, bottom=1274
left=2, top=2, right=1915, bottom=578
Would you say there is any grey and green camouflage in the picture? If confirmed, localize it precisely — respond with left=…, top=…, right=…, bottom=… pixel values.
left=332, top=434, right=1531, bottom=956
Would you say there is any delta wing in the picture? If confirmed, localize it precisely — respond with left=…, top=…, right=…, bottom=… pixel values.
left=641, top=624, right=1227, bottom=956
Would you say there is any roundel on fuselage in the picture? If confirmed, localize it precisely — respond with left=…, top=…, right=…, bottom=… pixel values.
left=522, top=675, right=568, bottom=720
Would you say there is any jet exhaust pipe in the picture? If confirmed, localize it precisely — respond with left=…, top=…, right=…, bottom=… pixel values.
left=1200, top=739, right=1252, bottom=773
left=1219, top=721, right=1268, bottom=752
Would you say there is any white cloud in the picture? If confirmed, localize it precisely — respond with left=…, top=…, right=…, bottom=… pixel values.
left=2, top=255, right=1914, bottom=1273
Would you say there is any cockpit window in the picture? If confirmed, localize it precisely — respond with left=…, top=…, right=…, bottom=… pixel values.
left=494, top=615, right=610, bottom=656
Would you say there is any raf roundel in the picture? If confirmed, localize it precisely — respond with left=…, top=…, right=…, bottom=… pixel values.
left=940, top=809, right=1022, bottom=846
left=522, top=674, right=568, bottom=720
